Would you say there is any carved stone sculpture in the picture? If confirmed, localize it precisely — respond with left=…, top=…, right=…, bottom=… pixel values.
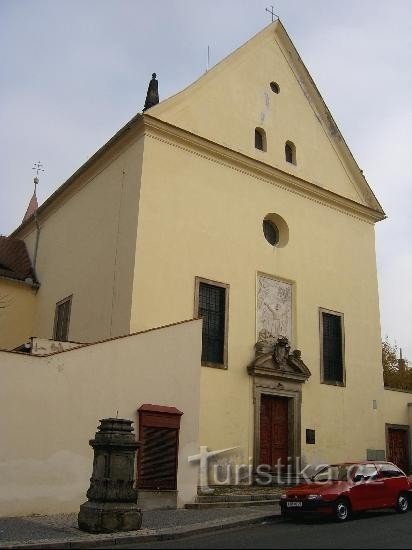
left=248, top=333, right=311, bottom=382
left=143, top=73, right=159, bottom=111
left=78, top=418, right=142, bottom=533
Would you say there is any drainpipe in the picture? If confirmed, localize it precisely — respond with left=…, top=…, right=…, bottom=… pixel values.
left=32, top=176, right=41, bottom=275
left=33, top=211, right=40, bottom=274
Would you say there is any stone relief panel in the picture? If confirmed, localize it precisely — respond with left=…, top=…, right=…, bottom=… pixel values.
left=256, top=275, right=292, bottom=343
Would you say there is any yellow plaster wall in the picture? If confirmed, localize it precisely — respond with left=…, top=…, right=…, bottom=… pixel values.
left=150, top=22, right=365, bottom=206
left=2, top=19, right=392, bottom=475
left=18, top=133, right=144, bottom=343
left=383, top=389, right=412, bottom=427
left=130, top=133, right=384, bottom=466
left=0, top=279, right=36, bottom=350
left=0, top=319, right=202, bottom=516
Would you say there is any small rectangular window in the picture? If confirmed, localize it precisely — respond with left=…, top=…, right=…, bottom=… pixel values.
left=53, top=295, right=72, bottom=341
left=195, top=277, right=229, bottom=369
left=306, top=429, right=316, bottom=445
left=320, top=308, right=345, bottom=385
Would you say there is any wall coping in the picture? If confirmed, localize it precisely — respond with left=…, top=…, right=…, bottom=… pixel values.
left=384, top=386, right=412, bottom=397
left=0, top=318, right=201, bottom=358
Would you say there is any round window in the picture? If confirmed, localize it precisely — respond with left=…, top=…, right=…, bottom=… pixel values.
left=270, top=82, right=280, bottom=94
left=263, top=219, right=279, bottom=246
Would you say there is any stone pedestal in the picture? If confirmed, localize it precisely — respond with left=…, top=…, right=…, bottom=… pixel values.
left=78, top=418, right=142, bottom=533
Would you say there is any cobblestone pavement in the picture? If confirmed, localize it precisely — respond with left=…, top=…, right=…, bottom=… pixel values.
left=0, top=506, right=279, bottom=546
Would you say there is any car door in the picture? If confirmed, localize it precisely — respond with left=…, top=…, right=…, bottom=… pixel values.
left=378, top=463, right=409, bottom=507
left=350, top=464, right=386, bottom=510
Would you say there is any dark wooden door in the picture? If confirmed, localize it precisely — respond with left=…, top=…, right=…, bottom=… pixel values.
left=260, top=395, right=289, bottom=469
left=387, top=428, right=409, bottom=473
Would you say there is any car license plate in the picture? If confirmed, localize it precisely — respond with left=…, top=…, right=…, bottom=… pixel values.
left=287, top=501, right=303, bottom=508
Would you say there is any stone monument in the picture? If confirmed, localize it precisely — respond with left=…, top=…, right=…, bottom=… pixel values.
left=78, top=418, right=142, bottom=533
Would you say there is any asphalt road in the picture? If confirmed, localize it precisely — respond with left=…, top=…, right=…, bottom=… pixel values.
left=111, top=510, right=412, bottom=549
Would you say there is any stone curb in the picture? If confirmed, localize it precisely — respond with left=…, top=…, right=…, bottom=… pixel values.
left=0, top=511, right=281, bottom=549
left=186, top=499, right=280, bottom=509
left=196, top=494, right=281, bottom=502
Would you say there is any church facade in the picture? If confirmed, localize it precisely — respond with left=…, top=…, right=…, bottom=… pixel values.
left=1, top=20, right=411, bottom=499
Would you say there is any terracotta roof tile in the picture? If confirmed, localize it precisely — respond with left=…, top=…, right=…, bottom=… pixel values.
left=0, top=236, right=37, bottom=284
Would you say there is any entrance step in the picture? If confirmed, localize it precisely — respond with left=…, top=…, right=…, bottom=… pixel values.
left=187, top=486, right=283, bottom=509
left=254, top=475, right=305, bottom=486
left=196, top=493, right=280, bottom=502
left=185, top=498, right=280, bottom=510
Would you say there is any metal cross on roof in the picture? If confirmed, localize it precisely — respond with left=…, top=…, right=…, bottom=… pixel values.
left=32, top=161, right=44, bottom=176
left=265, top=5, right=279, bottom=22
left=31, top=161, right=44, bottom=196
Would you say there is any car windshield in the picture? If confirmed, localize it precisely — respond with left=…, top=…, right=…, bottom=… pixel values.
left=313, top=464, right=358, bottom=482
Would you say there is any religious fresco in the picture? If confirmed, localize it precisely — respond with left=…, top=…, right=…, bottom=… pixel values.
left=256, top=275, right=292, bottom=342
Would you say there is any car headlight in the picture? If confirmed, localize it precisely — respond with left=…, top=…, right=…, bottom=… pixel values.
left=280, top=493, right=288, bottom=499
left=306, top=494, right=322, bottom=500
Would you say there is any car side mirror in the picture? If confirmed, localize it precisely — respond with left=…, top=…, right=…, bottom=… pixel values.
left=353, top=474, right=364, bottom=483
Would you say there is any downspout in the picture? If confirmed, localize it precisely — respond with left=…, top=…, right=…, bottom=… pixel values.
left=33, top=209, right=40, bottom=275
left=32, top=175, right=41, bottom=276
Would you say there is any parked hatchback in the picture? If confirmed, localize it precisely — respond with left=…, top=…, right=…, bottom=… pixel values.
left=280, top=461, right=412, bottom=521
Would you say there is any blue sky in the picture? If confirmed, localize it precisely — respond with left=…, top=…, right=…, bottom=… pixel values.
left=1, top=0, right=411, bottom=357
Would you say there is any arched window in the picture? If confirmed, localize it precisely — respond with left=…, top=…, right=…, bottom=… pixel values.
left=255, top=128, right=266, bottom=151
left=285, top=141, right=296, bottom=164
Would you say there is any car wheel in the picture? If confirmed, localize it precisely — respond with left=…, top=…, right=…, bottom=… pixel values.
left=334, top=498, right=351, bottom=522
left=396, top=493, right=409, bottom=513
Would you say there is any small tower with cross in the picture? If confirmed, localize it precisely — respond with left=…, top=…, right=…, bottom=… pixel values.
left=22, top=162, right=44, bottom=223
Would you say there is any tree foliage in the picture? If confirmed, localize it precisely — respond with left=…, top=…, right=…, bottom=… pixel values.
left=382, top=338, right=412, bottom=391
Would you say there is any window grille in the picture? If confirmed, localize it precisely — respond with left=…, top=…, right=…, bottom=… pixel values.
left=54, top=296, right=72, bottom=341
left=322, top=311, right=343, bottom=383
left=263, top=219, right=279, bottom=246
left=199, top=282, right=226, bottom=364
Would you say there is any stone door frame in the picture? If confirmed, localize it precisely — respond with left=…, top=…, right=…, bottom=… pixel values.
left=253, top=377, right=302, bottom=473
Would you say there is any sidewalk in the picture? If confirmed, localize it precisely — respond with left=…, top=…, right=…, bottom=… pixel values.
left=0, top=506, right=281, bottom=549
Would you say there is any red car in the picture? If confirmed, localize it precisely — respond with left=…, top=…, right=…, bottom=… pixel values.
left=280, top=461, right=412, bottom=521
